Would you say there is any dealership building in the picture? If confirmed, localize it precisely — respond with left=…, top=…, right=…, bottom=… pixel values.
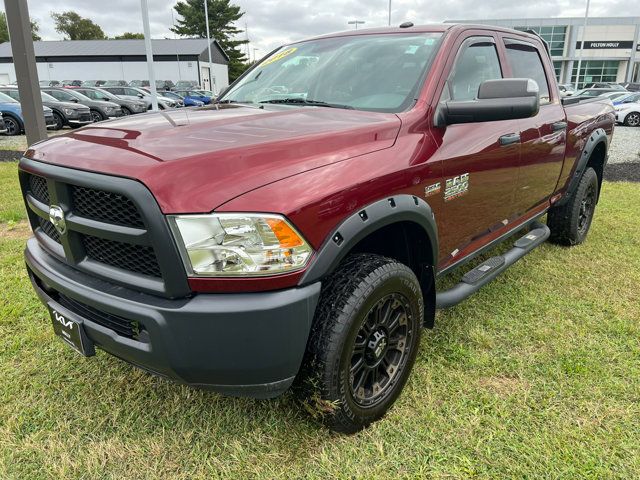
left=0, top=38, right=229, bottom=93
left=448, top=17, right=640, bottom=87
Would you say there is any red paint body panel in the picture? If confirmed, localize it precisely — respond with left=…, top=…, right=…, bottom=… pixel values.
left=25, top=24, right=615, bottom=293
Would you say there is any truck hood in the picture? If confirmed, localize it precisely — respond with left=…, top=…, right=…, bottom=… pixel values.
left=26, top=105, right=401, bottom=213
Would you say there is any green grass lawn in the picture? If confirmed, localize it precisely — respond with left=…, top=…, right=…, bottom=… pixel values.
left=1, top=160, right=639, bottom=479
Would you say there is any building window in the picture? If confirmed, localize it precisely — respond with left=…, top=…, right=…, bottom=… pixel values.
left=515, top=25, right=567, bottom=58
left=553, top=61, right=562, bottom=80
left=571, top=60, right=619, bottom=89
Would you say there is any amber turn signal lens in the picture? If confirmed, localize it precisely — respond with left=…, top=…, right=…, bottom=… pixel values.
left=266, top=218, right=304, bottom=248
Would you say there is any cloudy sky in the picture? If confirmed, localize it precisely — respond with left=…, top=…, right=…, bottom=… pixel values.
left=20, top=0, right=638, bottom=58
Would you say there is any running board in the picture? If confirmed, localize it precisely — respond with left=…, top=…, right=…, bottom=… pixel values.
left=436, top=222, right=550, bottom=309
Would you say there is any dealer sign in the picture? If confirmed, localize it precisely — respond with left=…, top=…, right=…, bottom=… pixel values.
left=576, top=41, right=634, bottom=49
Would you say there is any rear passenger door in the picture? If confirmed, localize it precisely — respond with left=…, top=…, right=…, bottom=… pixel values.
left=431, top=34, right=521, bottom=267
left=502, top=38, right=567, bottom=215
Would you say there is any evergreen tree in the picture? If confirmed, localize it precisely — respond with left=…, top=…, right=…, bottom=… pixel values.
left=171, top=0, right=248, bottom=81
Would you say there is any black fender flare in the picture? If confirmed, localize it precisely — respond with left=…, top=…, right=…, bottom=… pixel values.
left=299, top=194, right=438, bottom=286
left=556, top=127, right=607, bottom=206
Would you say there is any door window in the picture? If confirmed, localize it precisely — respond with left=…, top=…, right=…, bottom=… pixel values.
left=48, top=90, right=73, bottom=101
left=504, top=40, right=551, bottom=104
left=446, top=38, right=502, bottom=101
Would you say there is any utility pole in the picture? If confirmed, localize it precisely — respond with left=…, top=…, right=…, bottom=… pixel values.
left=388, top=0, right=391, bottom=26
left=140, top=0, right=159, bottom=110
left=253, top=48, right=259, bottom=63
left=6, top=0, right=47, bottom=144
left=574, top=0, right=591, bottom=90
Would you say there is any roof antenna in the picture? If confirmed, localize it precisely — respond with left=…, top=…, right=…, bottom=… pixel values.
left=399, top=22, right=414, bottom=28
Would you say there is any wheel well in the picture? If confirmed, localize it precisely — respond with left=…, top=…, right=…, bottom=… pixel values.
left=2, top=113, right=23, bottom=130
left=347, top=220, right=437, bottom=327
left=587, top=141, right=606, bottom=200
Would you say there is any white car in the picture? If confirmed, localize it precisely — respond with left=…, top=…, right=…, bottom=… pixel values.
left=101, top=86, right=178, bottom=110
left=615, top=102, right=640, bottom=127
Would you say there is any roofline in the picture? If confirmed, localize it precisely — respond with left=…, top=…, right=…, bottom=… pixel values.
left=288, top=24, right=454, bottom=45
left=446, top=16, right=640, bottom=25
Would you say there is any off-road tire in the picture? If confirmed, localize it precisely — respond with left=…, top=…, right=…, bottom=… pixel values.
left=548, top=167, right=599, bottom=246
left=299, top=254, right=423, bottom=434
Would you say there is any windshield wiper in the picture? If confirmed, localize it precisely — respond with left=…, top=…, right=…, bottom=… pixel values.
left=258, top=98, right=354, bottom=110
left=214, top=99, right=264, bottom=109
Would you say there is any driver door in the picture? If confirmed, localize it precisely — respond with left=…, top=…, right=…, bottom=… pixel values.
left=430, top=34, right=521, bottom=269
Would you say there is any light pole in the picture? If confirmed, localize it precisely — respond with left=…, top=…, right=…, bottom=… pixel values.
left=204, top=0, right=214, bottom=91
left=388, top=0, right=391, bottom=26
left=574, top=0, right=591, bottom=90
left=348, top=20, right=365, bottom=30
left=141, top=0, right=159, bottom=111
left=253, top=48, right=259, bottom=63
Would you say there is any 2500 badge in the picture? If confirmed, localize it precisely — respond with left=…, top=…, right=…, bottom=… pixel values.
left=444, top=173, right=469, bottom=202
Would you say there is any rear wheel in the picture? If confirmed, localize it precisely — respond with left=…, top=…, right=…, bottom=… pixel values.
left=299, top=254, right=423, bottom=434
left=548, top=167, right=599, bottom=246
left=52, top=112, right=65, bottom=130
left=3, top=115, right=21, bottom=135
left=623, top=112, right=640, bottom=127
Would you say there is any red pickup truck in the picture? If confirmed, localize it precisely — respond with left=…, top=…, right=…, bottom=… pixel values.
left=20, top=23, right=614, bottom=433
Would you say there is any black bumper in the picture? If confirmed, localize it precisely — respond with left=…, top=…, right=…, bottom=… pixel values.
left=26, top=238, right=321, bottom=398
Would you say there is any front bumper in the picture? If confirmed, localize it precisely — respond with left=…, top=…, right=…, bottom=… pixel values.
left=26, top=237, right=321, bottom=398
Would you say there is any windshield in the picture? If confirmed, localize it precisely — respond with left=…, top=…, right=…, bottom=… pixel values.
left=94, top=88, right=118, bottom=101
left=220, top=33, right=442, bottom=112
left=41, top=92, right=58, bottom=102
left=0, top=91, right=17, bottom=103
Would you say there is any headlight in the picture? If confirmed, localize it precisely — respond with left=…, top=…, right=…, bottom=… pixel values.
left=105, top=106, right=115, bottom=112
left=63, top=108, right=75, bottom=115
left=169, top=213, right=313, bottom=276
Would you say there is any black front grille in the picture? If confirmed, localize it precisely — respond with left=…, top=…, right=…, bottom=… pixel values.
left=82, top=234, right=161, bottom=277
left=56, top=292, right=142, bottom=340
left=38, top=217, right=61, bottom=243
left=78, top=112, right=92, bottom=122
left=71, top=185, right=144, bottom=228
left=28, top=174, right=49, bottom=204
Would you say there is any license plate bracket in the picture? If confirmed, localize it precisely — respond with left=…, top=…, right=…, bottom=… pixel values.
left=49, top=304, right=96, bottom=357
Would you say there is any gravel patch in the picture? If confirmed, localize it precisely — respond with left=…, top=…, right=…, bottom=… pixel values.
left=0, top=150, right=22, bottom=162
left=604, top=163, right=640, bottom=182
left=608, top=125, right=640, bottom=164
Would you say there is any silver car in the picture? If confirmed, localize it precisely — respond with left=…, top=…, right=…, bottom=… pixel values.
left=101, top=86, right=177, bottom=110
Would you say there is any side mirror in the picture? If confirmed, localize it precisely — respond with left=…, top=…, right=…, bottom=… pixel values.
left=436, top=78, right=540, bottom=126
left=137, top=93, right=144, bottom=98
left=71, top=98, right=78, bottom=103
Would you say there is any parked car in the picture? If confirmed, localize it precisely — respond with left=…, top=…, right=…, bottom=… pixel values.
left=174, top=80, right=200, bottom=90
left=586, top=82, right=626, bottom=90
left=174, top=89, right=213, bottom=105
left=0, top=86, right=92, bottom=130
left=160, top=90, right=203, bottom=107
left=61, top=80, right=82, bottom=88
left=155, top=80, right=175, bottom=91
left=143, top=88, right=185, bottom=107
left=42, top=87, right=122, bottom=122
left=618, top=82, right=640, bottom=92
left=615, top=102, right=640, bottom=126
left=600, top=91, right=629, bottom=102
left=0, top=90, right=56, bottom=134
left=74, top=87, right=147, bottom=116
left=612, top=92, right=640, bottom=105
left=81, top=80, right=106, bottom=87
left=558, top=83, right=576, bottom=96
left=39, top=80, right=61, bottom=87
left=129, top=80, right=150, bottom=88
left=574, top=87, right=626, bottom=98
left=20, top=24, right=615, bottom=433
left=102, top=86, right=178, bottom=110
left=103, top=80, right=128, bottom=87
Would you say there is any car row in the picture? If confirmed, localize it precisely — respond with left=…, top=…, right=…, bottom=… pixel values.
left=560, top=83, right=640, bottom=127
left=0, top=90, right=57, bottom=135
left=40, top=79, right=202, bottom=91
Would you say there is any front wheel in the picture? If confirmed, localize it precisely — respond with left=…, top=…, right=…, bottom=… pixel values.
left=120, top=107, right=131, bottom=116
left=623, top=112, right=640, bottom=127
left=90, top=110, right=104, bottom=123
left=299, top=254, right=423, bottom=434
left=3, top=116, right=21, bottom=135
left=52, top=112, right=65, bottom=130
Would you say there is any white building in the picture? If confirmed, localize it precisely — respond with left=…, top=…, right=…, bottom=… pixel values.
left=0, top=38, right=229, bottom=93
left=447, top=17, right=640, bottom=87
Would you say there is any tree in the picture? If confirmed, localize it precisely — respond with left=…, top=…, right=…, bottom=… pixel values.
left=171, top=0, right=248, bottom=81
left=113, top=32, right=145, bottom=40
left=0, top=11, right=41, bottom=42
left=52, top=11, right=106, bottom=40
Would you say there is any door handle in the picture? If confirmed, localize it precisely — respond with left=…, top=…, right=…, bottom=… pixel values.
left=499, top=133, right=520, bottom=146
left=552, top=121, right=567, bottom=132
